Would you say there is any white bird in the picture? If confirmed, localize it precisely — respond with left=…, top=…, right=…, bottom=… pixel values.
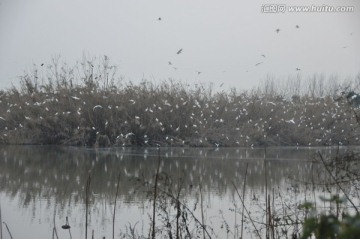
left=286, top=119, right=295, bottom=124
left=93, top=105, right=103, bottom=111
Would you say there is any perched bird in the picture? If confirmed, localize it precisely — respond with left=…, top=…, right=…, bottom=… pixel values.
left=275, top=28, right=280, bottom=33
left=176, top=48, right=183, bottom=54
left=93, top=105, right=103, bottom=111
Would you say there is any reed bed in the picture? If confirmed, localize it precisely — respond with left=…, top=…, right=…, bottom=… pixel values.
left=0, top=58, right=359, bottom=147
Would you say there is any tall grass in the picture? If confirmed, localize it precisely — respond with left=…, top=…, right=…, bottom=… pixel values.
left=0, top=58, right=359, bottom=147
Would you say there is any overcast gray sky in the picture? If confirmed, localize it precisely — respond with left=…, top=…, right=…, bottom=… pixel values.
left=0, top=0, right=359, bottom=91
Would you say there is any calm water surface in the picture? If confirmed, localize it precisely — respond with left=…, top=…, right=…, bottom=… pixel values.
left=0, top=146, right=357, bottom=238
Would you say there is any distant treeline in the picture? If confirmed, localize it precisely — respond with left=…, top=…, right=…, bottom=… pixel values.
left=0, top=57, right=360, bottom=147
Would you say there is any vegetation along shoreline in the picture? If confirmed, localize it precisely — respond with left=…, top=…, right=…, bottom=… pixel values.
left=0, top=60, right=359, bottom=148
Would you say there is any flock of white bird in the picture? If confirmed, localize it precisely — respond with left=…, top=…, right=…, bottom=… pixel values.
left=0, top=85, right=358, bottom=147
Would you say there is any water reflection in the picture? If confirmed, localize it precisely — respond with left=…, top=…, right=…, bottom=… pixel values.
left=0, top=145, right=355, bottom=238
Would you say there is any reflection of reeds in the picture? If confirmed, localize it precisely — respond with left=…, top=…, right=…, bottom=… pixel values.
left=85, top=174, right=91, bottom=239
left=199, top=180, right=206, bottom=239
left=0, top=204, right=2, bottom=239
left=175, top=176, right=184, bottom=239
left=240, top=163, right=249, bottom=239
left=113, top=173, right=121, bottom=239
left=151, top=149, right=161, bottom=239
left=52, top=205, right=59, bottom=239
left=264, top=148, right=268, bottom=239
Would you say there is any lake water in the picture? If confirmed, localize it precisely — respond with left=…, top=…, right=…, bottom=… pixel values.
left=0, top=145, right=358, bottom=239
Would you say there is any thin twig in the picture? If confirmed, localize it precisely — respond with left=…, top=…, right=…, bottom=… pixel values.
left=2, top=222, right=13, bottom=239
left=232, top=181, right=262, bottom=239
left=317, top=151, right=359, bottom=214
left=158, top=187, right=213, bottom=238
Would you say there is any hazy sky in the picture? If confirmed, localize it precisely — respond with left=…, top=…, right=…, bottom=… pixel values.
left=0, top=0, right=359, bottom=91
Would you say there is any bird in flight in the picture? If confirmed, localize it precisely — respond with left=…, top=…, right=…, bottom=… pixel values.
left=296, top=68, right=301, bottom=71
left=41, top=63, right=44, bottom=66
left=255, top=62, right=263, bottom=66
left=261, top=54, right=266, bottom=58
left=295, top=25, right=300, bottom=29
left=275, top=28, right=280, bottom=33
left=158, top=17, right=162, bottom=21
left=176, top=48, right=183, bottom=54
left=196, top=71, right=201, bottom=75
left=168, top=61, right=172, bottom=65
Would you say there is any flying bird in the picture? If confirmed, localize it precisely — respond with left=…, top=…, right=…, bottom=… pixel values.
left=275, top=28, right=280, bottom=33
left=196, top=71, right=201, bottom=75
left=295, top=25, right=300, bottom=29
left=168, top=61, right=172, bottom=65
left=255, top=62, right=263, bottom=66
left=158, top=17, right=162, bottom=21
left=176, top=48, right=183, bottom=54
left=41, top=63, right=44, bottom=66
left=261, top=54, right=266, bottom=58
left=296, top=68, right=301, bottom=71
